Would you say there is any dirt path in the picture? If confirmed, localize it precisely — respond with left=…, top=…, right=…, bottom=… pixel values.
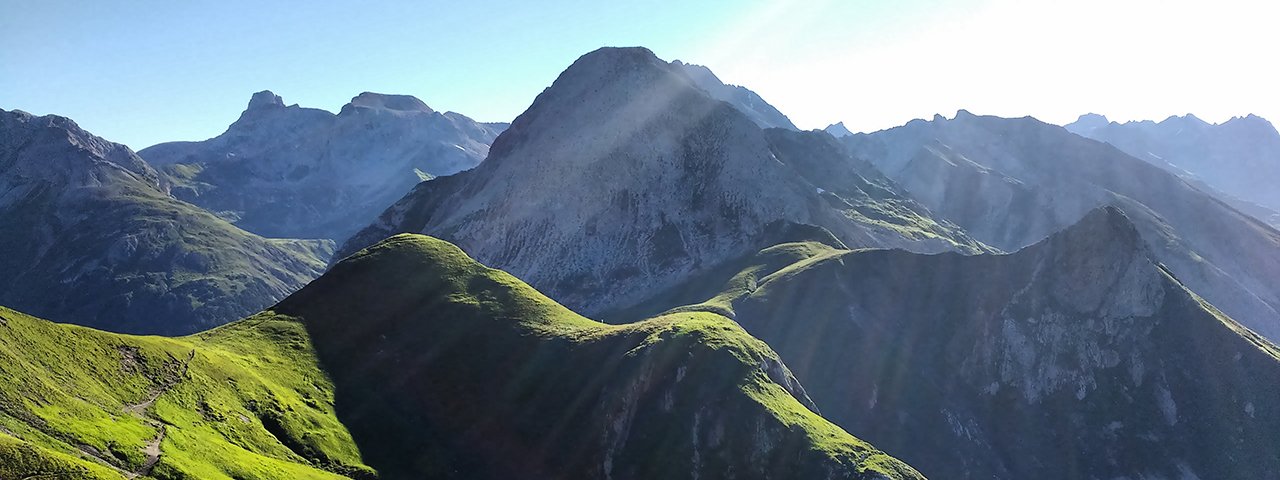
left=120, top=350, right=195, bottom=478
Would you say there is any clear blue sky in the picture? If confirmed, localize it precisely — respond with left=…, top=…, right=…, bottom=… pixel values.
left=3, top=0, right=1276, bottom=149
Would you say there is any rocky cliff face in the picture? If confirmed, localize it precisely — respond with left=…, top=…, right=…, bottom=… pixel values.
left=824, top=122, right=855, bottom=138
left=139, top=90, right=505, bottom=243
left=842, top=111, right=1280, bottom=341
left=1066, top=112, right=1280, bottom=224
left=0, top=109, right=332, bottom=334
left=339, top=47, right=984, bottom=317
left=671, top=60, right=798, bottom=130
left=634, top=207, right=1280, bottom=479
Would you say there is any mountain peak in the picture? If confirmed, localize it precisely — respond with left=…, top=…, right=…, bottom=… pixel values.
left=1048, top=205, right=1143, bottom=253
left=246, top=90, right=285, bottom=111
left=1223, top=113, right=1278, bottom=133
left=669, top=57, right=799, bottom=130
left=578, top=46, right=663, bottom=68
left=1064, top=113, right=1111, bottom=135
left=1076, top=112, right=1108, bottom=123
left=824, top=121, right=854, bottom=138
left=341, top=92, right=434, bottom=115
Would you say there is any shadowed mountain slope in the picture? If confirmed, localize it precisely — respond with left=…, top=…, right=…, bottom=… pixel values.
left=0, top=233, right=925, bottom=480
left=0, top=108, right=332, bottom=335
left=623, top=207, right=1280, bottom=479
left=842, top=112, right=1280, bottom=341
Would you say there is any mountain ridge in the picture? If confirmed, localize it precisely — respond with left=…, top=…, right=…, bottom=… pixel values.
left=622, top=205, right=1280, bottom=479
left=338, top=46, right=985, bottom=317
left=140, top=90, right=505, bottom=242
left=0, top=108, right=332, bottom=334
left=0, top=232, right=926, bottom=480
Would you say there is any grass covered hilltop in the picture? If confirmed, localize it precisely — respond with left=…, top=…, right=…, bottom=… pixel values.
left=0, top=233, right=923, bottom=480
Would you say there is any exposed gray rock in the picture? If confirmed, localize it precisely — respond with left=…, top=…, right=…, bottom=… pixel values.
left=671, top=60, right=798, bottom=130
left=824, top=122, right=855, bottom=138
left=339, top=47, right=985, bottom=316
left=140, top=90, right=505, bottom=243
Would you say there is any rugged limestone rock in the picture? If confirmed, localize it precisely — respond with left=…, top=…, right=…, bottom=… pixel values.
left=824, top=122, right=855, bottom=138
left=140, top=90, right=505, bottom=242
left=339, top=47, right=984, bottom=317
left=671, top=60, right=798, bottom=130
left=0, top=109, right=332, bottom=334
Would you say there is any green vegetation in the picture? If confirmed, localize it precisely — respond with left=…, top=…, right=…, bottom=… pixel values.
left=0, top=233, right=924, bottom=479
left=0, top=306, right=371, bottom=479
left=606, top=240, right=845, bottom=322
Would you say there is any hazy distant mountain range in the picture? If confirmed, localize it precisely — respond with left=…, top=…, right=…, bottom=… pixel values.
left=841, top=111, right=1280, bottom=342
left=1066, top=113, right=1280, bottom=227
left=3, top=45, right=1279, bottom=480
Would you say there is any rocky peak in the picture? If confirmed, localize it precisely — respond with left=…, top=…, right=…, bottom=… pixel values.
left=824, top=121, right=854, bottom=138
left=1065, top=113, right=1110, bottom=135
left=1043, top=206, right=1144, bottom=255
left=0, top=108, right=158, bottom=185
left=1222, top=113, right=1279, bottom=135
left=1029, top=206, right=1162, bottom=319
left=669, top=59, right=720, bottom=86
left=486, top=46, right=702, bottom=161
left=669, top=57, right=799, bottom=130
left=340, top=92, right=434, bottom=115
left=246, top=90, right=285, bottom=111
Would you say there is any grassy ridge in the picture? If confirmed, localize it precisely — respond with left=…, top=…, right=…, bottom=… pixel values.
left=0, top=233, right=924, bottom=479
left=281, top=234, right=922, bottom=479
left=0, top=306, right=371, bottom=479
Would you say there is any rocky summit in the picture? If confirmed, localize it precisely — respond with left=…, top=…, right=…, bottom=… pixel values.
left=140, top=90, right=505, bottom=243
left=339, top=47, right=984, bottom=317
left=1067, top=112, right=1280, bottom=225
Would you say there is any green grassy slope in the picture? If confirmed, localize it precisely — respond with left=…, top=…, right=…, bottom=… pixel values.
left=0, top=306, right=373, bottom=479
left=276, top=233, right=922, bottom=479
left=0, top=233, right=924, bottom=479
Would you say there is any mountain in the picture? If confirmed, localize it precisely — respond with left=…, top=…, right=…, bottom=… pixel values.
left=1066, top=113, right=1280, bottom=223
left=0, top=109, right=332, bottom=335
left=671, top=60, right=798, bottom=130
left=0, top=233, right=924, bottom=480
left=622, top=207, right=1280, bottom=479
left=824, top=122, right=854, bottom=138
left=339, top=47, right=985, bottom=317
left=139, top=90, right=506, bottom=242
left=840, top=111, right=1280, bottom=341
